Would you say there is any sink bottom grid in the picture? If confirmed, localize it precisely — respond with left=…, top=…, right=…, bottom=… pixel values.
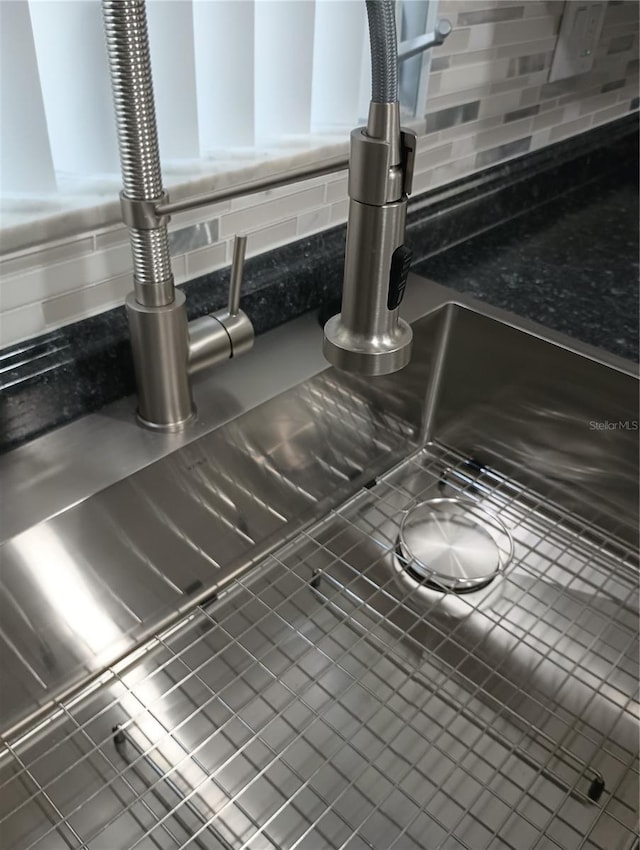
left=1, top=442, right=638, bottom=850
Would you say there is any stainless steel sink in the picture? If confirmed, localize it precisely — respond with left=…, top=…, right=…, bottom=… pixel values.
left=0, top=286, right=638, bottom=850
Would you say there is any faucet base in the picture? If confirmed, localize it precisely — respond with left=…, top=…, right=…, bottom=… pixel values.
left=323, top=314, right=412, bottom=376
left=126, top=291, right=196, bottom=431
left=136, top=408, right=197, bottom=433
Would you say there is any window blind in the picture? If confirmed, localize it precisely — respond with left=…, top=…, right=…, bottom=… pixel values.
left=0, top=0, right=431, bottom=200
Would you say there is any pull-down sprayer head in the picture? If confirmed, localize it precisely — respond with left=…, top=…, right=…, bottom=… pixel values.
left=323, top=0, right=416, bottom=376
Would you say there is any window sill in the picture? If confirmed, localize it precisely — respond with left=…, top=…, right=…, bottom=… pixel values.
left=0, top=135, right=350, bottom=256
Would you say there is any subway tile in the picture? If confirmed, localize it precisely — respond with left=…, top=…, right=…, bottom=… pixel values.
left=93, top=225, right=129, bottom=251
left=246, top=219, right=298, bottom=258
left=165, top=200, right=230, bottom=229
left=437, top=0, right=460, bottom=17
left=608, top=34, right=635, bottom=54
left=297, top=206, right=331, bottom=237
left=539, top=99, right=559, bottom=113
left=169, top=254, right=187, bottom=286
left=426, top=85, right=491, bottom=114
left=451, top=48, right=497, bottom=67
left=450, top=134, right=481, bottom=158
left=168, top=218, right=219, bottom=255
left=476, top=116, right=533, bottom=150
left=427, top=72, right=442, bottom=96
left=492, top=17, right=560, bottom=46
left=0, top=235, right=94, bottom=278
left=229, top=177, right=325, bottom=211
left=326, top=176, right=347, bottom=204
left=184, top=241, right=228, bottom=279
left=615, top=82, right=640, bottom=103
left=557, top=83, right=600, bottom=106
left=437, top=114, right=503, bottom=146
left=562, top=101, right=582, bottom=122
left=504, top=105, right=540, bottom=122
left=605, top=0, right=640, bottom=22
left=475, top=135, right=531, bottom=168
left=219, top=186, right=325, bottom=238
left=490, top=75, right=531, bottom=94
left=330, top=200, right=348, bottom=225
left=432, top=154, right=477, bottom=187
left=479, top=90, right=523, bottom=119
left=496, top=36, right=557, bottom=59
left=404, top=116, right=427, bottom=136
left=507, top=52, right=549, bottom=78
left=0, top=303, right=45, bottom=348
left=529, top=127, right=552, bottom=151
left=438, top=58, right=511, bottom=93
left=524, top=69, right=557, bottom=90
left=548, top=115, right=593, bottom=142
left=457, top=5, right=524, bottom=27
left=579, top=91, right=621, bottom=115
left=532, top=107, right=566, bottom=131
left=540, top=78, right=580, bottom=99
left=601, top=78, right=627, bottom=93
left=410, top=169, right=433, bottom=197
left=425, top=100, right=480, bottom=133
left=1, top=242, right=133, bottom=312
left=524, top=0, right=565, bottom=17
left=414, top=143, right=454, bottom=173
left=468, top=24, right=499, bottom=51
left=593, top=53, right=630, bottom=77
left=430, top=56, right=451, bottom=72
left=519, top=85, right=542, bottom=106
left=592, top=102, right=633, bottom=125
left=42, top=273, right=132, bottom=329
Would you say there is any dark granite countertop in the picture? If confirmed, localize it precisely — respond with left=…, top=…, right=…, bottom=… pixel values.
left=411, top=162, right=639, bottom=363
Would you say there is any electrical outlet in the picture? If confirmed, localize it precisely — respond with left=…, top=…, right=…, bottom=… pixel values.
left=548, top=1, right=608, bottom=82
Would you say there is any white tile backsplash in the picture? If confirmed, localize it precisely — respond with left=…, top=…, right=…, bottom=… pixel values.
left=183, top=241, right=227, bottom=280
left=1, top=0, right=637, bottom=348
left=2, top=242, right=133, bottom=312
left=0, top=303, right=45, bottom=348
left=219, top=186, right=325, bottom=238
left=41, top=273, right=132, bottom=327
left=0, top=235, right=94, bottom=277
left=245, top=218, right=298, bottom=258
left=549, top=115, right=594, bottom=142
left=330, top=199, right=349, bottom=225
left=593, top=101, right=634, bottom=125
left=297, top=206, right=332, bottom=237
left=325, top=176, right=348, bottom=204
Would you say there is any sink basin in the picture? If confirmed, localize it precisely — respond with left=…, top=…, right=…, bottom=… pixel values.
left=0, top=289, right=637, bottom=849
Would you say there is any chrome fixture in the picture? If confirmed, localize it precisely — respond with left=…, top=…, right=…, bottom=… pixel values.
left=102, top=0, right=451, bottom=429
left=394, top=497, right=513, bottom=594
left=397, top=15, right=453, bottom=61
left=323, top=5, right=451, bottom=375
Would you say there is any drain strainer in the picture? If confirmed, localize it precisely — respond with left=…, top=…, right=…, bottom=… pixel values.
left=395, top=497, right=513, bottom=593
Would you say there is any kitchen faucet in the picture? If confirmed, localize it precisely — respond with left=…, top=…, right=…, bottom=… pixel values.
left=102, top=0, right=450, bottom=430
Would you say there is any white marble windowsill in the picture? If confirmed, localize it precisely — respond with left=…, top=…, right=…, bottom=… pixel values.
left=0, top=135, right=350, bottom=256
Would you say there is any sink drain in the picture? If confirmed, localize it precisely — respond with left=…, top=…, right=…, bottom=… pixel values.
left=395, top=498, right=513, bottom=594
